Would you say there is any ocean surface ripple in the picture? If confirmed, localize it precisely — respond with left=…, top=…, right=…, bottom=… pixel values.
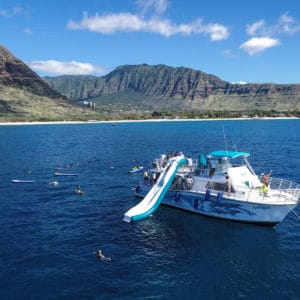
left=0, top=119, right=299, bottom=299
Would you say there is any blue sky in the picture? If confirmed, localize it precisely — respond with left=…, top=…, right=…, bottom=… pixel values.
left=0, top=0, right=299, bottom=83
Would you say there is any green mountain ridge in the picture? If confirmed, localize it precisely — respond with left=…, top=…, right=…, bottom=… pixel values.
left=44, top=64, right=300, bottom=113
left=0, top=43, right=299, bottom=122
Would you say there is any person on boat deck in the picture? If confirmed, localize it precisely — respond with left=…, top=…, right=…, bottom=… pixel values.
left=143, top=170, right=148, bottom=182
left=259, top=171, right=272, bottom=196
left=218, top=158, right=222, bottom=169
left=221, top=157, right=230, bottom=170
left=209, top=159, right=217, bottom=177
left=225, top=175, right=231, bottom=197
left=151, top=172, right=157, bottom=185
left=262, top=171, right=272, bottom=187
left=186, top=175, right=194, bottom=189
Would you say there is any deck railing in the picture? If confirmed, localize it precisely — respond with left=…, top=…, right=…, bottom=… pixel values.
left=228, top=177, right=299, bottom=203
left=268, top=177, right=300, bottom=199
left=192, top=176, right=300, bottom=204
left=139, top=174, right=300, bottom=204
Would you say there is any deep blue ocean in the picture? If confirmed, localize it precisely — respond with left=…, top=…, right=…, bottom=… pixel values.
left=0, top=119, right=299, bottom=299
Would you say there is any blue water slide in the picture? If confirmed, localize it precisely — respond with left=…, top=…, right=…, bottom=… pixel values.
left=123, top=156, right=187, bottom=222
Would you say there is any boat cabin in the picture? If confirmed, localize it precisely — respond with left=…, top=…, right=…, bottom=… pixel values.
left=198, top=150, right=262, bottom=192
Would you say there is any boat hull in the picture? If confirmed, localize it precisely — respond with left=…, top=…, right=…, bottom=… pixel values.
left=134, top=185, right=296, bottom=225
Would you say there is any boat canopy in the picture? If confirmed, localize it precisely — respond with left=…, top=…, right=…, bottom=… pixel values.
left=209, top=150, right=250, bottom=159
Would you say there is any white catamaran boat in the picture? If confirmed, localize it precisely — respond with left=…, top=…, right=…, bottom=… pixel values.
left=123, top=151, right=300, bottom=225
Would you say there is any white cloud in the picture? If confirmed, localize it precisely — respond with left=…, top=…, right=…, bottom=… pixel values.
left=0, top=6, right=22, bottom=17
left=246, top=12, right=300, bottom=37
left=27, top=60, right=106, bottom=75
left=146, top=17, right=174, bottom=36
left=278, top=12, right=300, bottom=34
left=205, top=23, right=229, bottom=41
left=241, top=13, right=298, bottom=56
left=246, top=20, right=265, bottom=36
left=68, top=12, right=146, bottom=34
left=24, top=28, right=32, bottom=35
left=232, top=81, right=247, bottom=85
left=221, top=49, right=236, bottom=58
left=67, top=12, right=229, bottom=40
left=240, top=37, right=280, bottom=56
left=279, top=12, right=294, bottom=24
left=136, top=0, right=169, bottom=15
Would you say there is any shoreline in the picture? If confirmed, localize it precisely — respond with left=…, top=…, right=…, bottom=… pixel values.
left=0, top=116, right=298, bottom=126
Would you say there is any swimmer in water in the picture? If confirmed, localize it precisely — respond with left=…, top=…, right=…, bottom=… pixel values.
left=95, top=250, right=111, bottom=261
left=49, top=181, right=59, bottom=186
left=75, top=184, right=84, bottom=195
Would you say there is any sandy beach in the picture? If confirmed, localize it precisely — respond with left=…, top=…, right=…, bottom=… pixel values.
left=0, top=117, right=298, bottom=126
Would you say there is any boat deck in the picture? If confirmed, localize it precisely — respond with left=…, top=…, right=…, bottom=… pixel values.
left=148, top=154, right=300, bottom=206
left=188, top=176, right=300, bottom=205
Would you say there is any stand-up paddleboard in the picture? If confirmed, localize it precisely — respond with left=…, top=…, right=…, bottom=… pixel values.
left=54, top=172, right=78, bottom=176
left=11, top=179, right=35, bottom=183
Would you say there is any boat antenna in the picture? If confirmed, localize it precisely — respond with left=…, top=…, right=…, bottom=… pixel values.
left=222, top=124, right=228, bottom=153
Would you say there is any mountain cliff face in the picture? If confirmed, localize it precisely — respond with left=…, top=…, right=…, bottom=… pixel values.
left=45, top=64, right=229, bottom=100
left=45, top=64, right=300, bottom=112
left=100, top=64, right=229, bottom=99
left=0, top=42, right=298, bottom=121
left=0, top=45, right=91, bottom=120
left=0, top=45, right=64, bottom=99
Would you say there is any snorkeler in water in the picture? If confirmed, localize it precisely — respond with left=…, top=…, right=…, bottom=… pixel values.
left=75, top=184, right=84, bottom=195
left=95, top=250, right=111, bottom=261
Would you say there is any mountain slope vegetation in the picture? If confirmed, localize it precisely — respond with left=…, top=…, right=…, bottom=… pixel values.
left=0, top=45, right=95, bottom=121
left=0, top=43, right=298, bottom=122
left=45, top=64, right=300, bottom=113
